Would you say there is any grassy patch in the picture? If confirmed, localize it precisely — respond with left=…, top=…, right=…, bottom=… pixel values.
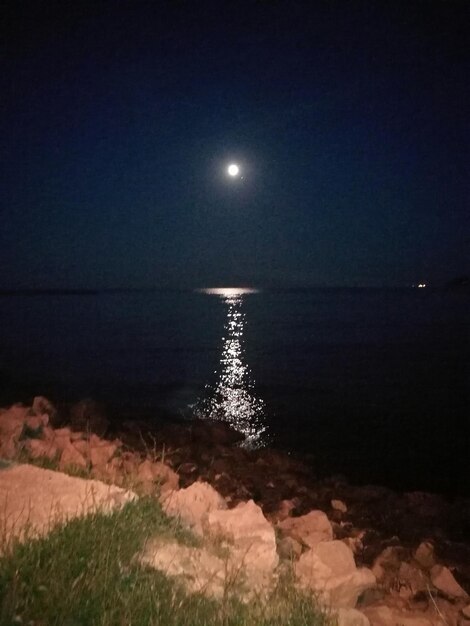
left=0, top=498, right=332, bottom=626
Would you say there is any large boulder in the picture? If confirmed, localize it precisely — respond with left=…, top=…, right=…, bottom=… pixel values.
left=161, top=481, right=227, bottom=535
left=278, top=509, right=333, bottom=548
left=0, top=464, right=135, bottom=544
left=205, top=499, right=279, bottom=593
left=139, top=538, right=228, bottom=599
left=295, top=540, right=376, bottom=608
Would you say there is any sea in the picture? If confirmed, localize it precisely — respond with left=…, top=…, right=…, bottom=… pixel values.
left=0, top=287, right=468, bottom=495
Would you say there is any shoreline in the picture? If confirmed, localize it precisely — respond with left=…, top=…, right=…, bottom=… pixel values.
left=0, top=397, right=469, bottom=624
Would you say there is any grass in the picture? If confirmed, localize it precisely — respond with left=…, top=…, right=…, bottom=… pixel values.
left=0, top=497, right=333, bottom=626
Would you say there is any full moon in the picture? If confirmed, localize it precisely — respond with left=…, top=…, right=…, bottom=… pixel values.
left=227, top=163, right=240, bottom=176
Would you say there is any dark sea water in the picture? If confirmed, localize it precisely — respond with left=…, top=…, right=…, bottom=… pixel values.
left=0, top=288, right=468, bottom=495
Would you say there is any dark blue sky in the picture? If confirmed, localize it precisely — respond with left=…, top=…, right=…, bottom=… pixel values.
left=1, top=1, right=468, bottom=288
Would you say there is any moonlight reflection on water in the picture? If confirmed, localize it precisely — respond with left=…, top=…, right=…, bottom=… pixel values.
left=196, top=288, right=267, bottom=448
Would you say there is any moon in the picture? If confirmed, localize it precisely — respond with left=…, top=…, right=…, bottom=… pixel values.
left=227, top=163, right=240, bottom=176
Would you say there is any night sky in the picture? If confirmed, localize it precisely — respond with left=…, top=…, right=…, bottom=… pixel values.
left=2, top=1, right=468, bottom=289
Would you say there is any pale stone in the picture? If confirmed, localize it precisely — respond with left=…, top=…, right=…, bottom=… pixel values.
left=59, top=444, right=87, bottom=470
left=52, top=428, right=72, bottom=452
left=139, top=538, right=228, bottom=599
left=363, top=605, right=434, bottom=626
left=206, top=499, right=279, bottom=592
left=431, top=565, right=468, bottom=599
left=332, top=499, right=348, bottom=513
left=414, top=541, right=435, bottom=569
left=206, top=499, right=276, bottom=548
left=0, top=464, right=136, bottom=546
left=336, top=608, right=370, bottom=626
left=162, top=481, right=227, bottom=535
left=90, top=441, right=117, bottom=468
left=24, top=438, right=58, bottom=461
left=136, top=459, right=178, bottom=492
left=278, top=509, right=333, bottom=548
left=151, top=461, right=179, bottom=492
left=295, top=540, right=376, bottom=608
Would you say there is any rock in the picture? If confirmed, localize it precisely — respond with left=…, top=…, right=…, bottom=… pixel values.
left=138, top=538, right=228, bottom=599
left=90, top=440, right=118, bottom=468
left=431, top=565, right=468, bottom=599
left=24, top=414, right=48, bottom=433
left=162, top=481, right=227, bottom=535
left=69, top=399, right=109, bottom=436
left=59, top=444, right=87, bottom=471
left=72, top=439, right=89, bottom=456
left=136, top=459, right=179, bottom=493
left=24, top=438, right=58, bottom=461
left=31, top=396, right=57, bottom=423
left=332, top=499, right=348, bottom=513
left=397, top=561, right=429, bottom=598
left=372, top=546, right=403, bottom=581
left=0, top=405, right=27, bottom=458
left=0, top=464, right=136, bottom=545
left=295, top=540, right=376, bottom=608
left=278, top=536, right=303, bottom=560
left=343, top=536, right=364, bottom=555
left=270, top=498, right=298, bottom=523
left=152, top=461, right=179, bottom=492
left=206, top=499, right=275, bottom=546
left=414, top=541, right=435, bottom=569
left=462, top=606, right=470, bottom=619
left=137, top=459, right=154, bottom=483
left=336, top=608, right=370, bottom=626
left=362, top=605, right=434, bottom=626
left=191, top=419, right=245, bottom=445
left=205, top=499, right=279, bottom=594
left=52, top=428, right=73, bottom=452
left=92, top=457, right=124, bottom=486
left=278, top=509, right=333, bottom=548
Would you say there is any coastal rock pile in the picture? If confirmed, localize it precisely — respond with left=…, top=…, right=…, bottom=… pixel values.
left=1, top=399, right=469, bottom=624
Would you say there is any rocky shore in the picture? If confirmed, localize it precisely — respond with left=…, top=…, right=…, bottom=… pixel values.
left=0, top=397, right=469, bottom=626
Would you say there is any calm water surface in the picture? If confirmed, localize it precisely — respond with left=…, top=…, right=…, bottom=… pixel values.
left=0, top=288, right=468, bottom=493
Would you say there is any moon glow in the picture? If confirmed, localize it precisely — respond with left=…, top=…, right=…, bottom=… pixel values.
left=227, top=163, right=240, bottom=176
